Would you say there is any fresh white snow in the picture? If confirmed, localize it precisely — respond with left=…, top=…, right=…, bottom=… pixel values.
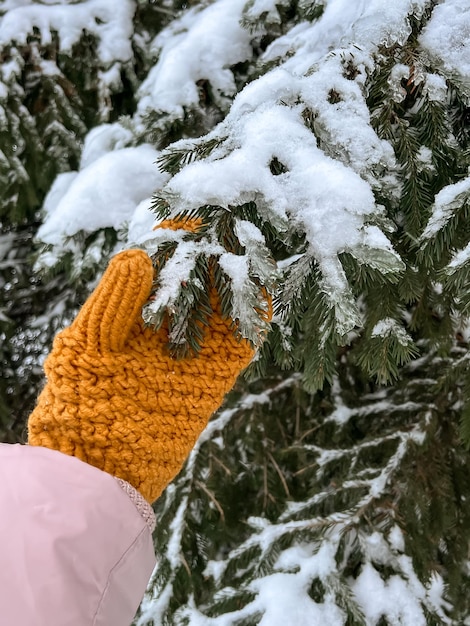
left=36, top=144, right=165, bottom=247
left=420, top=0, right=470, bottom=78
left=0, top=0, right=135, bottom=66
left=421, top=175, right=470, bottom=242
left=136, top=0, right=255, bottom=123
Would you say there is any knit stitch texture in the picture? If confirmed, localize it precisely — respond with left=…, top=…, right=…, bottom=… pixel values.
left=28, top=241, right=256, bottom=503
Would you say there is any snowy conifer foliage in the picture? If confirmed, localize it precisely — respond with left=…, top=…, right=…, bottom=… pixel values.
left=2, top=0, right=470, bottom=623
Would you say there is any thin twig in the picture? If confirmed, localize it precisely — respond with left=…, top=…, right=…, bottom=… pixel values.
left=212, top=454, right=232, bottom=476
left=267, top=451, right=290, bottom=498
left=197, top=480, right=225, bottom=522
left=149, top=5, right=177, bottom=17
left=263, top=462, right=268, bottom=511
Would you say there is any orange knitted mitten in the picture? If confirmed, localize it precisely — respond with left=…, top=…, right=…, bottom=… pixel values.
left=28, top=248, right=258, bottom=503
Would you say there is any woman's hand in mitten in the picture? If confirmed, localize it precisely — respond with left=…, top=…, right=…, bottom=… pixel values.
left=28, top=248, right=257, bottom=503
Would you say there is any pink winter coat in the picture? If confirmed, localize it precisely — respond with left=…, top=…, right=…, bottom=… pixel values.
left=0, top=443, right=156, bottom=626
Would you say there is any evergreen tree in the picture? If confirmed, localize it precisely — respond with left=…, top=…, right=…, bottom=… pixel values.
left=2, top=0, right=470, bottom=623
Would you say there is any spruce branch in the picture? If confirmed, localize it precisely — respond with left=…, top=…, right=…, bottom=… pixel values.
left=356, top=318, right=420, bottom=384
left=156, top=136, right=227, bottom=175
left=140, top=205, right=276, bottom=355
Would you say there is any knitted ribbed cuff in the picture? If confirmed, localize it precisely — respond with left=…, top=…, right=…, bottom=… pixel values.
left=114, top=477, right=156, bottom=532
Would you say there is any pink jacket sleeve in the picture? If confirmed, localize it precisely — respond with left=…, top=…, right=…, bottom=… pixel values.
left=0, top=443, right=156, bottom=626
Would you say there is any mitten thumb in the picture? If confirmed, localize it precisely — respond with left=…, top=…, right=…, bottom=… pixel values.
left=71, top=249, right=153, bottom=353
